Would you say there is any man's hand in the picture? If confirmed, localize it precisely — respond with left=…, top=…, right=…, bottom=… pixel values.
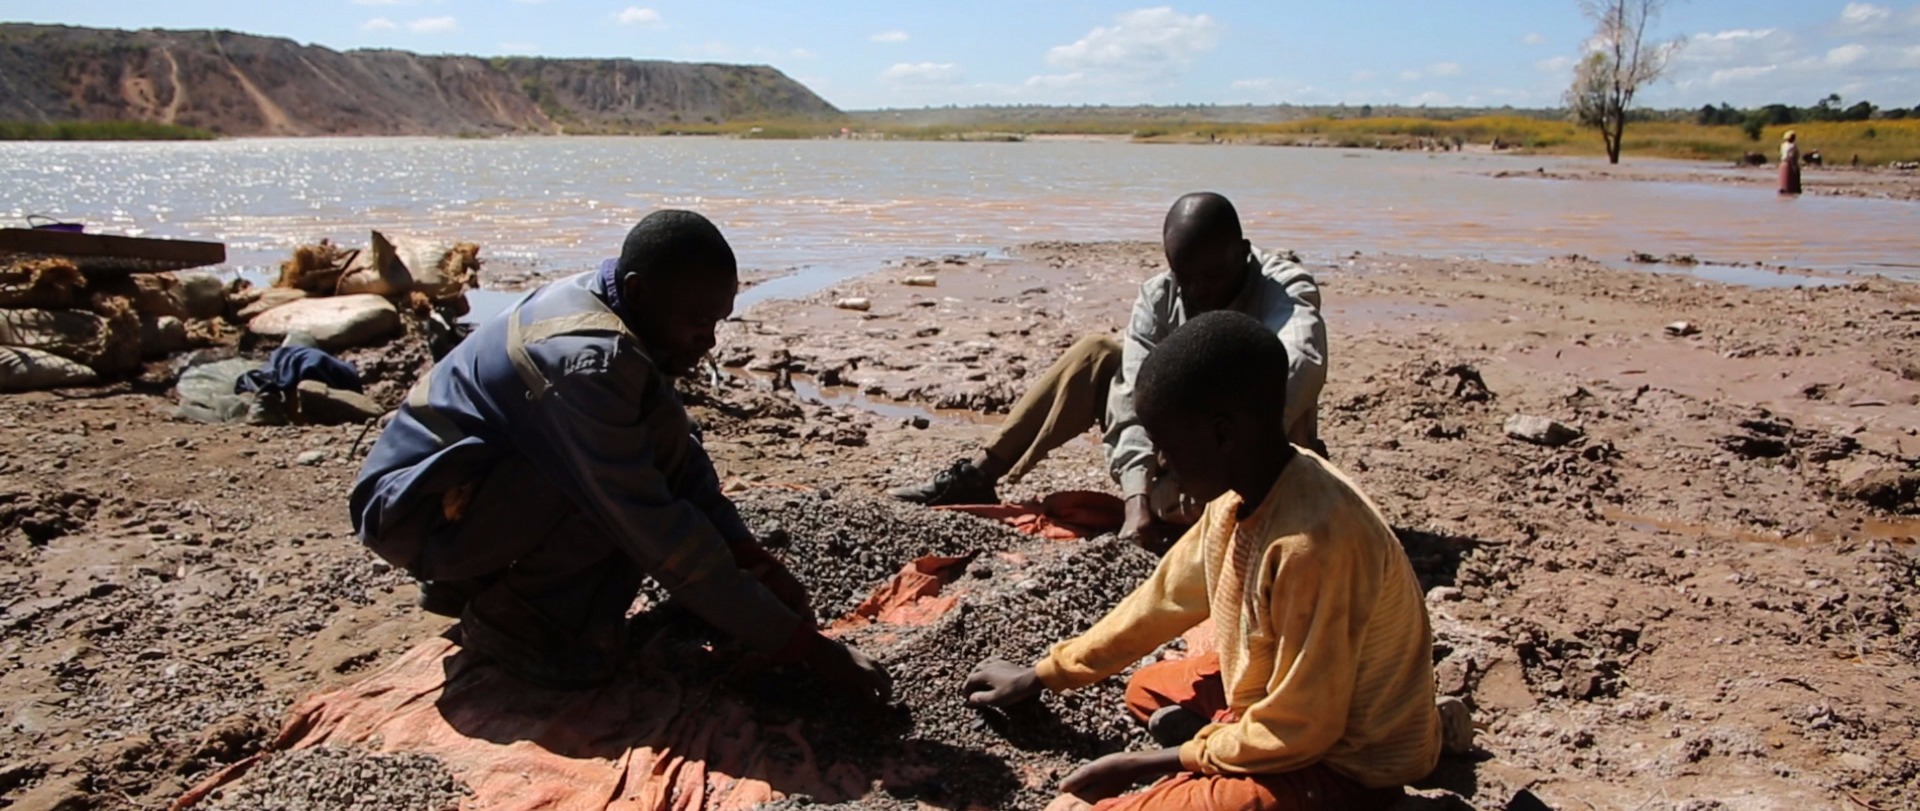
left=733, top=540, right=815, bottom=627
left=1118, top=495, right=1172, bottom=554
left=962, top=659, right=1044, bottom=708
left=802, top=637, right=893, bottom=704
left=1059, top=749, right=1183, bottom=803
left=753, top=556, right=815, bottom=627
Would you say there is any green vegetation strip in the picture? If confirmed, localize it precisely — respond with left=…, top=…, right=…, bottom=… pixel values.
left=0, top=121, right=217, bottom=141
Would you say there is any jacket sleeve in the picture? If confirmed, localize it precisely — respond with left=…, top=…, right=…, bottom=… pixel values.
left=674, top=432, right=755, bottom=545
left=1178, top=536, right=1371, bottom=776
left=1103, top=280, right=1168, bottom=499
left=1034, top=511, right=1211, bottom=691
left=517, top=335, right=801, bottom=654
left=1263, top=255, right=1328, bottom=443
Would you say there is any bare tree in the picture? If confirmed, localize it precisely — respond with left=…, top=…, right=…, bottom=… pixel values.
left=1566, top=0, right=1682, bottom=164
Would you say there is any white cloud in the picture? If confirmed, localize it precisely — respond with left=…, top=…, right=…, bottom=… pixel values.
left=407, top=16, right=457, bottom=33
left=1428, top=61, right=1463, bottom=77
left=361, top=17, right=397, bottom=30
left=1044, top=7, right=1219, bottom=78
left=790, top=48, right=815, bottom=59
left=499, top=42, right=539, bottom=54
left=1024, top=72, right=1085, bottom=90
left=1399, top=69, right=1423, bottom=81
left=616, top=7, right=663, bottom=26
left=870, top=30, right=910, bottom=43
left=1409, top=90, right=1454, bottom=106
left=1534, top=55, right=1575, bottom=74
left=1839, top=2, right=1892, bottom=28
left=1351, top=69, right=1377, bottom=82
left=1523, top=32, right=1548, bottom=46
left=881, top=62, right=962, bottom=85
left=1231, top=78, right=1273, bottom=90
left=1826, top=43, right=1869, bottom=66
left=1707, top=65, right=1779, bottom=86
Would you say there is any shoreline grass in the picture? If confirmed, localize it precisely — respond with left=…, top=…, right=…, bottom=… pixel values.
left=658, top=115, right=1920, bottom=166
left=0, top=120, right=218, bottom=141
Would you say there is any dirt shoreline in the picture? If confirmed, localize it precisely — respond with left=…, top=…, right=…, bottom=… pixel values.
left=1487, top=162, right=1920, bottom=202
left=3, top=243, right=1917, bottom=810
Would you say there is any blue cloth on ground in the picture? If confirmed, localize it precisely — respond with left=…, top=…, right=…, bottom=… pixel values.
left=235, top=346, right=364, bottom=395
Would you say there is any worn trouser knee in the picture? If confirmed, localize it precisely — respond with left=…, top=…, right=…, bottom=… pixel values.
left=987, top=333, right=1123, bottom=481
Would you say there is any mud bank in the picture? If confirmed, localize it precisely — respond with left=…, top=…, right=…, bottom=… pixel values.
left=2, top=243, right=1916, bottom=810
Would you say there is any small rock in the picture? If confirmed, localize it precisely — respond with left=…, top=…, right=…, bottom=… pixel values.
left=295, top=450, right=329, bottom=466
left=1664, top=321, right=1700, bottom=337
left=1504, top=414, right=1583, bottom=447
left=902, top=276, right=938, bottom=287
left=833, top=298, right=872, bottom=312
left=1437, top=697, right=1475, bottom=754
left=910, top=416, right=931, bottom=430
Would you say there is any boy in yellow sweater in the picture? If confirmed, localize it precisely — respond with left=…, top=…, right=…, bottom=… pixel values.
left=963, top=311, right=1440, bottom=810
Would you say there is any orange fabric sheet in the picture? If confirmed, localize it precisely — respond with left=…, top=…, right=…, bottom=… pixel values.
left=180, top=631, right=872, bottom=811
left=938, top=491, right=1125, bottom=541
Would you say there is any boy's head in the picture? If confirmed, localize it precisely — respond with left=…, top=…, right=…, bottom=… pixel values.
left=616, top=210, right=738, bottom=376
left=1162, top=192, right=1252, bottom=314
left=1134, top=310, right=1291, bottom=503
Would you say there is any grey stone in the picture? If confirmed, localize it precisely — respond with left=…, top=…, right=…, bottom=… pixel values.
left=1505, top=414, right=1583, bottom=447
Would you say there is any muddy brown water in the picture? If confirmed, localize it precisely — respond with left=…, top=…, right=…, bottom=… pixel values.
left=4, top=137, right=1915, bottom=284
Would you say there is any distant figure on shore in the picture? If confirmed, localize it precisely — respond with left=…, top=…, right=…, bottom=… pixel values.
left=887, top=192, right=1328, bottom=553
left=1780, top=131, right=1802, bottom=195
left=350, top=211, right=890, bottom=700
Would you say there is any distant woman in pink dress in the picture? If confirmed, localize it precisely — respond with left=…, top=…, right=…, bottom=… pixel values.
left=1779, top=131, right=1802, bottom=195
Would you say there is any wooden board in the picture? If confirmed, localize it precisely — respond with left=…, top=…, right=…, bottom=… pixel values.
left=0, top=229, right=226, bottom=274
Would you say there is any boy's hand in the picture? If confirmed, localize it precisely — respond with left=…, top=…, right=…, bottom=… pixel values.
left=962, top=659, right=1043, bottom=708
left=1059, top=749, right=1183, bottom=802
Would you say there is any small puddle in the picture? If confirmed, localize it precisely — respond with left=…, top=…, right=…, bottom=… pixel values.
left=1638, top=263, right=1856, bottom=289
left=1604, top=508, right=1920, bottom=546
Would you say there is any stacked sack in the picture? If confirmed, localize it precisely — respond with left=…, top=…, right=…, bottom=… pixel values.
left=232, top=232, right=480, bottom=351
left=0, top=257, right=232, bottom=392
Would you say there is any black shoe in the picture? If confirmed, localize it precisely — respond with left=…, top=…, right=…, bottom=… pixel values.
left=1147, top=705, right=1208, bottom=747
left=888, top=459, right=1000, bottom=506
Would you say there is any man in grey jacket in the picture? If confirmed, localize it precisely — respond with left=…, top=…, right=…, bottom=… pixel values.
left=352, top=210, right=890, bottom=698
left=890, top=193, right=1327, bottom=551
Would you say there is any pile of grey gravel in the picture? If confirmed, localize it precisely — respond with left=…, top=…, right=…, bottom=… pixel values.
left=206, top=746, right=469, bottom=811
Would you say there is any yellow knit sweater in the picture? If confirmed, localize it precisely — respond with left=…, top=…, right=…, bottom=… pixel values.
left=1034, top=452, right=1441, bottom=787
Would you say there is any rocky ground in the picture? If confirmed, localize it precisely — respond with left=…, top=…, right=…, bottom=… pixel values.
left=2, top=242, right=1916, bottom=810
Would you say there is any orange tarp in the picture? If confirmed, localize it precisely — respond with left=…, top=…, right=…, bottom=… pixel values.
left=937, top=491, right=1125, bottom=541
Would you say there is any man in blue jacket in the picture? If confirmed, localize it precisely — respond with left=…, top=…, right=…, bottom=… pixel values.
left=351, top=210, right=890, bottom=699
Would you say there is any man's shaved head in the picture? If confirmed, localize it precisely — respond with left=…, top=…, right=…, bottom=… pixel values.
left=1161, top=192, right=1252, bottom=314
left=616, top=209, right=739, bottom=377
left=616, top=209, right=737, bottom=287
left=1162, top=192, right=1243, bottom=258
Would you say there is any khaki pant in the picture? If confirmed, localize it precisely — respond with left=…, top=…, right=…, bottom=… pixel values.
left=983, top=334, right=1201, bottom=523
left=986, top=333, right=1324, bottom=524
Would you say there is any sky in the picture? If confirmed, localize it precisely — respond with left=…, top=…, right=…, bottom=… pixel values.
left=4, top=1, right=1918, bottom=111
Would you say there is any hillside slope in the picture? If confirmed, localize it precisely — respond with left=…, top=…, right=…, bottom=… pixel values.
left=0, top=24, right=837, bottom=136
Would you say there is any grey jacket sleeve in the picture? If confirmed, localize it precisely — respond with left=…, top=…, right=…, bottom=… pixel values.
left=518, top=334, right=799, bottom=653
left=1258, top=251, right=1328, bottom=443
left=1103, top=281, right=1169, bottom=499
